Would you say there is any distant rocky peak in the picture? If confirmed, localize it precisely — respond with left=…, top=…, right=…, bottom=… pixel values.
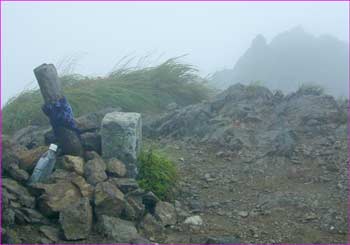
left=251, top=34, right=267, bottom=49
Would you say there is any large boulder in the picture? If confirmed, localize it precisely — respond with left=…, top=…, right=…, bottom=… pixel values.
left=97, top=215, right=139, bottom=243
left=101, top=112, right=142, bottom=178
left=94, top=181, right=125, bottom=218
left=59, top=198, right=92, bottom=240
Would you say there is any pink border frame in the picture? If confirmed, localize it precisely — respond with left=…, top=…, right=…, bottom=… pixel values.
left=0, top=1, right=349, bottom=245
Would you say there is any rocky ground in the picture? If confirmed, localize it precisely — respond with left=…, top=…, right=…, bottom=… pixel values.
left=149, top=137, right=348, bottom=243
left=145, top=84, right=349, bottom=244
left=2, top=83, right=349, bottom=244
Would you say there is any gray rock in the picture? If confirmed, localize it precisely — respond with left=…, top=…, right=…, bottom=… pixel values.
left=122, top=201, right=138, bottom=221
left=142, top=191, right=159, bottom=214
left=184, top=215, right=203, bottom=226
left=6, top=163, right=29, bottom=183
left=111, top=178, right=139, bottom=193
left=12, top=125, right=48, bottom=149
left=84, top=157, right=107, bottom=185
left=81, top=132, right=101, bottom=154
left=174, top=200, right=189, bottom=221
left=2, top=208, right=15, bottom=226
left=94, top=181, right=125, bottom=218
left=123, top=189, right=147, bottom=221
left=139, top=213, right=166, bottom=242
left=258, top=129, right=297, bottom=157
left=76, top=107, right=120, bottom=132
left=154, top=201, right=177, bottom=226
left=59, top=198, right=92, bottom=240
left=238, top=211, right=249, bottom=218
left=101, top=112, right=142, bottom=178
left=97, top=215, right=139, bottom=243
left=16, top=208, right=49, bottom=224
left=84, top=150, right=101, bottom=161
left=39, top=226, right=60, bottom=243
left=106, top=158, right=127, bottom=177
left=2, top=178, right=35, bottom=208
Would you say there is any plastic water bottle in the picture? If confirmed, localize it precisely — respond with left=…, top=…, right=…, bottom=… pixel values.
left=28, top=144, right=58, bottom=184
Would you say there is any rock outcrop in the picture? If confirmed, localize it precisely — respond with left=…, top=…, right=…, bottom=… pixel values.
left=146, top=83, right=346, bottom=163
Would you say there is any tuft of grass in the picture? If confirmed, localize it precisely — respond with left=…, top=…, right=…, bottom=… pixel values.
left=3, top=58, right=211, bottom=134
left=137, top=149, right=177, bottom=201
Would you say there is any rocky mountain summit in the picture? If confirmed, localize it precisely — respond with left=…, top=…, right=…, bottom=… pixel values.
left=2, top=83, right=348, bottom=243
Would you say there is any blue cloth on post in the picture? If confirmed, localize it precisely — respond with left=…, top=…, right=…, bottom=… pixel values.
left=42, top=97, right=80, bottom=137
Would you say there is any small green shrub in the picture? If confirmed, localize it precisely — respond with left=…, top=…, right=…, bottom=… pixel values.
left=137, top=149, right=177, bottom=201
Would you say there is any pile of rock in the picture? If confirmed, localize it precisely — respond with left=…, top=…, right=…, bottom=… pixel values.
left=1, top=110, right=182, bottom=244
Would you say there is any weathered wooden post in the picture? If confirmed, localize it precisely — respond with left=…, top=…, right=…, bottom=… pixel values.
left=34, top=64, right=83, bottom=156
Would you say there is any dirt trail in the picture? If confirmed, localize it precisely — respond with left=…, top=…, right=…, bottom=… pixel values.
left=150, top=138, right=348, bottom=244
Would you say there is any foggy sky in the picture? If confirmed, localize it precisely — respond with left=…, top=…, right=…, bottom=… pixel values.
left=2, top=1, right=349, bottom=105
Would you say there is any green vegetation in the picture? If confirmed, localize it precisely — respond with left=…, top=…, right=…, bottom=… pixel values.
left=137, top=149, right=177, bottom=201
left=3, top=58, right=211, bottom=134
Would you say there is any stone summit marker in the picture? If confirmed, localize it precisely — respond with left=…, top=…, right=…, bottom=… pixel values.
left=101, top=112, right=142, bottom=178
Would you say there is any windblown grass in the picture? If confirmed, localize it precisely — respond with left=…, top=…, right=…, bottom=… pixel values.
left=3, top=58, right=211, bottom=134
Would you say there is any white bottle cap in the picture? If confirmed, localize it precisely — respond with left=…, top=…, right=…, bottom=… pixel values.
left=49, top=144, right=58, bottom=152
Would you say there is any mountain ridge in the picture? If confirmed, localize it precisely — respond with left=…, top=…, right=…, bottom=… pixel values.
left=210, top=26, right=349, bottom=96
